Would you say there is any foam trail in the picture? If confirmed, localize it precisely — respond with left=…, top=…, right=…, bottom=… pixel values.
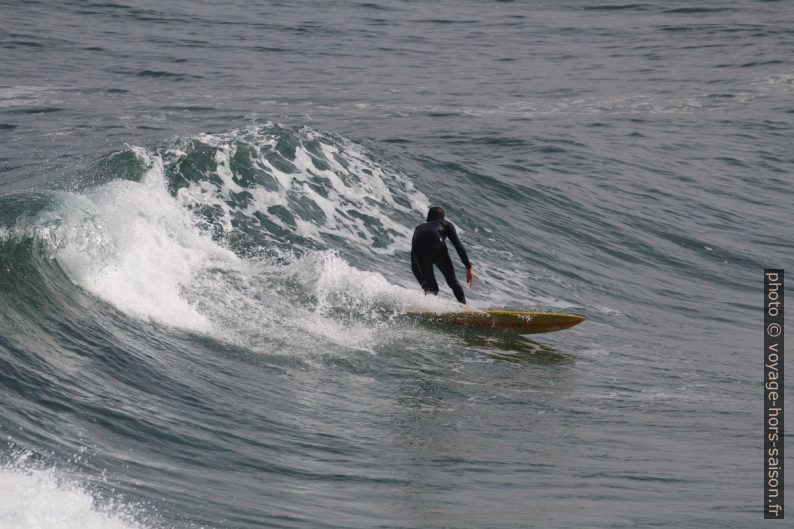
left=275, top=251, right=463, bottom=351
left=181, top=250, right=462, bottom=355
left=296, top=250, right=461, bottom=314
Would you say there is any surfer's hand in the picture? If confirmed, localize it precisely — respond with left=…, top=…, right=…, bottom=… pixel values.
left=466, top=268, right=474, bottom=287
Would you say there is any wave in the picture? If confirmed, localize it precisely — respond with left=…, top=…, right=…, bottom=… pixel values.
left=0, top=124, right=459, bottom=354
left=0, top=123, right=474, bottom=528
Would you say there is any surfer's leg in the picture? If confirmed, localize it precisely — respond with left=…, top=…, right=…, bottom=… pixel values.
left=419, top=257, right=439, bottom=295
left=411, top=252, right=424, bottom=287
left=437, top=250, right=465, bottom=304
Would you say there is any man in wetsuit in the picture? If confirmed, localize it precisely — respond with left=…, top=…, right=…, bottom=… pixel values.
left=411, top=206, right=474, bottom=304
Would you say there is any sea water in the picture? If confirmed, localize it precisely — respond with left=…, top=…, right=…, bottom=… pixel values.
left=1, top=1, right=792, bottom=527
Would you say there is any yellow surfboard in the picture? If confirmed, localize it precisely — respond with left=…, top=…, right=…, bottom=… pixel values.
left=407, top=309, right=585, bottom=334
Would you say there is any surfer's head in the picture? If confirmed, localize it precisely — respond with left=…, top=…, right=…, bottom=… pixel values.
left=426, top=206, right=445, bottom=221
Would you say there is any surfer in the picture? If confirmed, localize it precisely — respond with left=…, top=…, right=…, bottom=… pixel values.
left=411, top=206, right=474, bottom=304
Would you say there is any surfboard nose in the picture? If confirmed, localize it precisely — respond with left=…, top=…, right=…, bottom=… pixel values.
left=551, top=313, right=586, bottom=331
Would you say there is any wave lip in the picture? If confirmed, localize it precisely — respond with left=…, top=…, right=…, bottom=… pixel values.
left=50, top=149, right=237, bottom=334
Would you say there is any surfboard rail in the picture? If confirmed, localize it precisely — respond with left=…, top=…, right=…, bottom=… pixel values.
left=406, top=309, right=586, bottom=334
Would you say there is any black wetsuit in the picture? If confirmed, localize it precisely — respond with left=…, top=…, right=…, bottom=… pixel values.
left=411, top=219, right=471, bottom=304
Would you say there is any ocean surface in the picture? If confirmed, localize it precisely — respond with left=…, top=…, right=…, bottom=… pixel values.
left=1, top=1, right=792, bottom=527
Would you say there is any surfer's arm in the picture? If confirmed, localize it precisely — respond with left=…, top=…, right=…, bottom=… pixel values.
left=445, top=221, right=471, bottom=269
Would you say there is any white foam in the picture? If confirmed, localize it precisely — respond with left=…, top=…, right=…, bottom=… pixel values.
left=199, top=250, right=461, bottom=354
left=0, top=466, right=146, bottom=529
left=295, top=252, right=460, bottom=351
left=294, top=250, right=460, bottom=314
left=52, top=150, right=239, bottom=333
left=168, top=125, right=429, bottom=255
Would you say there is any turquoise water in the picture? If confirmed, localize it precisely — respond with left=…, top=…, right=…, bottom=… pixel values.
left=1, top=1, right=792, bottom=527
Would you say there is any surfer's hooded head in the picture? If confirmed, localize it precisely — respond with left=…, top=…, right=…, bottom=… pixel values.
left=426, top=206, right=445, bottom=222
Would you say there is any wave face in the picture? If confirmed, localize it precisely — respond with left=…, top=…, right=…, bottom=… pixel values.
left=2, top=0, right=790, bottom=528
